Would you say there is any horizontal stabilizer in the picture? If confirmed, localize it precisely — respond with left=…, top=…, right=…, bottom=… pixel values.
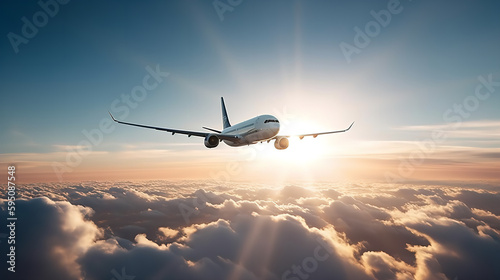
left=202, top=126, right=222, bottom=133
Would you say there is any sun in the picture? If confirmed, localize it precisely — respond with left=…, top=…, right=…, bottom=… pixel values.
left=275, top=119, right=334, bottom=163
left=249, top=136, right=333, bottom=183
left=238, top=119, right=336, bottom=182
left=276, top=137, right=326, bottom=165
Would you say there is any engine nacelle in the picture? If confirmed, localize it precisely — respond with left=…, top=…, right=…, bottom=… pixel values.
left=204, top=134, right=219, bottom=148
left=274, top=137, right=289, bottom=150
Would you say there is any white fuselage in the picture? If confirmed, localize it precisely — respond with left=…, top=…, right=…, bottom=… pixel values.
left=221, top=114, right=280, bottom=146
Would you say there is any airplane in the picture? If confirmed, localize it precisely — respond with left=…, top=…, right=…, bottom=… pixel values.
left=108, top=97, right=354, bottom=150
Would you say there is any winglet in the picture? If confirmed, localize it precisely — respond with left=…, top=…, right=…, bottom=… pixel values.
left=108, top=111, right=117, bottom=122
left=346, top=121, right=355, bottom=131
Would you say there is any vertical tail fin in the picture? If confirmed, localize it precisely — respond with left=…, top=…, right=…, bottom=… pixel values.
left=221, top=97, right=231, bottom=129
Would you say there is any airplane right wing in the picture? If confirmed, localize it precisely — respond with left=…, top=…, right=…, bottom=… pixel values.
left=275, top=121, right=354, bottom=140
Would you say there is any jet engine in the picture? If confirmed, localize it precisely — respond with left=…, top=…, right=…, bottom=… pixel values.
left=204, top=134, right=219, bottom=148
left=274, top=137, right=289, bottom=150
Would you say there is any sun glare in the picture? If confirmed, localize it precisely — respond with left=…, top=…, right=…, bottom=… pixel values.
left=276, top=119, right=335, bottom=163
left=237, top=119, right=346, bottom=183
left=277, top=137, right=326, bottom=164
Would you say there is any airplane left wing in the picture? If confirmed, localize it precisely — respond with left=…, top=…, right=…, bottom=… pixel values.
left=108, top=112, right=239, bottom=140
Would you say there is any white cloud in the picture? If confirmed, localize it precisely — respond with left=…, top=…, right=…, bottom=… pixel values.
left=2, top=181, right=500, bottom=279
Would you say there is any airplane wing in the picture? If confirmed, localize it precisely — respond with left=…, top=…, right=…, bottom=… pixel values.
left=108, top=112, right=239, bottom=140
left=275, top=121, right=354, bottom=140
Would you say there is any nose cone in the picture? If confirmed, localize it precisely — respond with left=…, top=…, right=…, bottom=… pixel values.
left=261, top=115, right=280, bottom=137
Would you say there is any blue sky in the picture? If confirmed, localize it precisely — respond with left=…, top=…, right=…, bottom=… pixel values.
left=1, top=0, right=499, bottom=182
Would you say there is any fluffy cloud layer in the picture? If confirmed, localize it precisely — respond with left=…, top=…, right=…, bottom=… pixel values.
left=1, top=181, right=500, bottom=279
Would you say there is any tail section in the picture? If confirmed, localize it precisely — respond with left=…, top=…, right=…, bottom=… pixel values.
left=221, top=97, right=231, bottom=129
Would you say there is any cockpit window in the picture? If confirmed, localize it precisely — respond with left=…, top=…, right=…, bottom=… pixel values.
left=264, top=119, right=279, bottom=123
